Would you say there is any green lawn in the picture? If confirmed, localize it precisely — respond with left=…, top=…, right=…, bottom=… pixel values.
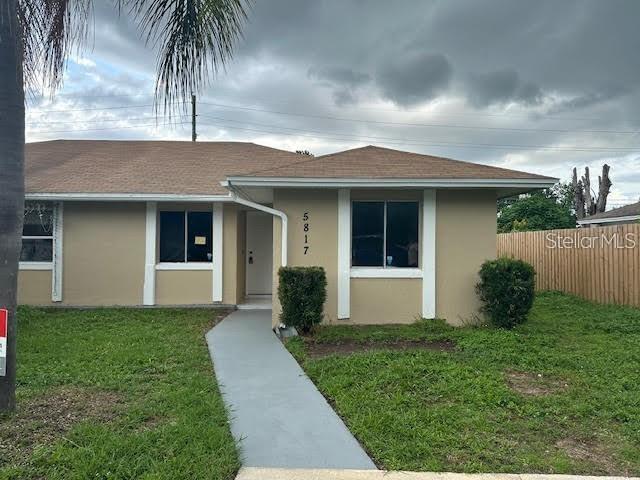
left=287, top=292, right=640, bottom=475
left=0, top=308, right=239, bottom=480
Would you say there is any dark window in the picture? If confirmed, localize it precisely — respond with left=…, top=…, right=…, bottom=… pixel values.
left=21, top=202, right=54, bottom=262
left=159, top=211, right=186, bottom=262
left=352, top=202, right=384, bottom=266
left=386, top=202, right=419, bottom=267
left=159, top=211, right=213, bottom=263
left=20, top=239, right=53, bottom=262
left=187, top=212, right=212, bottom=262
left=351, top=201, right=419, bottom=268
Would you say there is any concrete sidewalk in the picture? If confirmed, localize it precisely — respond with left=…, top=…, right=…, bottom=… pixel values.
left=236, top=467, right=638, bottom=480
left=206, top=309, right=376, bottom=470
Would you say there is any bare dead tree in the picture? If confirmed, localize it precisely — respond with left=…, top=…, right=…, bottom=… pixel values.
left=572, top=164, right=612, bottom=219
left=572, top=167, right=586, bottom=219
left=596, top=164, right=612, bottom=213
left=582, top=167, right=595, bottom=215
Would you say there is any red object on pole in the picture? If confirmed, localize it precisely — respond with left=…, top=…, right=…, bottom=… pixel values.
left=0, top=310, right=6, bottom=338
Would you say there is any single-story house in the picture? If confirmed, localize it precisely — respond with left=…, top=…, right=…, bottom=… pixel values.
left=19, top=140, right=556, bottom=325
left=577, top=201, right=640, bottom=227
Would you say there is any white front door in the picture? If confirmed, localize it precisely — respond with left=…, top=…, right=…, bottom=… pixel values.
left=246, top=211, right=273, bottom=295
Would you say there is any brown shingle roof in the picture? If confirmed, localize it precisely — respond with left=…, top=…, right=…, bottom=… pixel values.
left=25, top=141, right=554, bottom=196
left=244, top=145, right=554, bottom=180
left=582, top=201, right=640, bottom=221
left=25, top=140, right=302, bottom=195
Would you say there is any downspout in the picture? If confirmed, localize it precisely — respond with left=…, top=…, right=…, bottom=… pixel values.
left=225, top=184, right=288, bottom=267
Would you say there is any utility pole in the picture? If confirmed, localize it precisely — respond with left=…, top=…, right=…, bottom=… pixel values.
left=191, top=94, right=197, bottom=142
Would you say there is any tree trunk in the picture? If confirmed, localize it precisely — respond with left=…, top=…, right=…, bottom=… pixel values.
left=596, top=164, right=612, bottom=213
left=0, top=0, right=25, bottom=412
left=572, top=167, right=585, bottom=220
left=582, top=167, right=595, bottom=216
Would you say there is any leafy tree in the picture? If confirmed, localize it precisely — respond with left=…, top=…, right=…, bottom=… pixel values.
left=498, top=183, right=576, bottom=233
left=0, top=0, right=249, bottom=411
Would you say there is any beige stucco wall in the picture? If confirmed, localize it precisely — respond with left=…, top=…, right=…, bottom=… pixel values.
left=18, top=200, right=245, bottom=307
left=349, top=278, right=422, bottom=324
left=17, top=270, right=52, bottom=305
left=155, top=270, right=213, bottom=305
left=271, top=189, right=339, bottom=326
left=436, top=190, right=497, bottom=325
left=271, top=188, right=497, bottom=326
left=62, top=202, right=146, bottom=306
left=236, top=210, right=247, bottom=303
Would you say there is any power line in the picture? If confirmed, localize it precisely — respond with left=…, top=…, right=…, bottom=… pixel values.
left=198, top=101, right=640, bottom=135
left=26, top=115, right=189, bottom=126
left=196, top=115, right=640, bottom=153
left=28, top=121, right=189, bottom=134
left=26, top=102, right=184, bottom=114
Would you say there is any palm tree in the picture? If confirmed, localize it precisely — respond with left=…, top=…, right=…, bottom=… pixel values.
left=0, top=0, right=249, bottom=411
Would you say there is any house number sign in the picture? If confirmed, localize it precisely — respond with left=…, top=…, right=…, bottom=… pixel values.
left=303, top=212, right=310, bottom=255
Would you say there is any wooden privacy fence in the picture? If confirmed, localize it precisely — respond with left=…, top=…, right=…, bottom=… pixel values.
left=497, top=223, right=640, bottom=307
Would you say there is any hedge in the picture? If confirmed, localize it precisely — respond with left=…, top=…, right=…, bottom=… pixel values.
left=277, top=266, right=327, bottom=334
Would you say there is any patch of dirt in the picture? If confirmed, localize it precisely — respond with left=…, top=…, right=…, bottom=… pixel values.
left=556, top=438, right=630, bottom=475
left=305, top=339, right=456, bottom=358
left=0, top=386, right=123, bottom=466
left=505, top=370, right=568, bottom=396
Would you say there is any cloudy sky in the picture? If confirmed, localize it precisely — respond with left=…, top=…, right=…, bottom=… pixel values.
left=26, top=0, right=640, bottom=207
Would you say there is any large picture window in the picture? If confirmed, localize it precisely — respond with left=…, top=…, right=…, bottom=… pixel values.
left=159, top=211, right=212, bottom=263
left=21, top=202, right=54, bottom=263
left=352, top=201, right=419, bottom=268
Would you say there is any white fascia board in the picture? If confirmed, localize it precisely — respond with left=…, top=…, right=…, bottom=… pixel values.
left=577, top=214, right=640, bottom=225
left=25, top=192, right=233, bottom=202
left=225, top=176, right=557, bottom=189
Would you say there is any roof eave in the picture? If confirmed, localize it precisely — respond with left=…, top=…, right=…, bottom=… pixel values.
left=577, top=214, right=640, bottom=225
left=224, top=176, right=558, bottom=189
left=25, top=192, right=233, bottom=202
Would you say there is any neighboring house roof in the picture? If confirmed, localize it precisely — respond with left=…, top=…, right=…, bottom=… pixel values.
left=25, top=141, right=556, bottom=199
left=25, top=140, right=302, bottom=197
left=577, top=201, right=640, bottom=225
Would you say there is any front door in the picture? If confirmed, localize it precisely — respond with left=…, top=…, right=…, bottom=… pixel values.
left=246, top=211, right=273, bottom=295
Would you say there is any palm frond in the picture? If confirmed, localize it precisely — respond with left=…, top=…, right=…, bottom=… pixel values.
left=18, top=0, right=93, bottom=94
left=120, top=0, right=250, bottom=115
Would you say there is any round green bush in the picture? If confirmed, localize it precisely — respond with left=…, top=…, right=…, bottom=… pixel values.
left=277, top=266, right=327, bottom=334
left=476, top=257, right=536, bottom=328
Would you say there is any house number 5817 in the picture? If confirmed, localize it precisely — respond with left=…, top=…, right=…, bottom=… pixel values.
left=303, top=212, right=310, bottom=255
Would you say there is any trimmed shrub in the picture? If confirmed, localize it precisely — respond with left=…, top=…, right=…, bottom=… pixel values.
left=476, top=257, right=536, bottom=328
left=278, top=266, right=327, bottom=334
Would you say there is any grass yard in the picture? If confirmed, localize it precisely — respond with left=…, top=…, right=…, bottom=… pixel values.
left=287, top=292, right=640, bottom=475
left=0, top=308, right=239, bottom=480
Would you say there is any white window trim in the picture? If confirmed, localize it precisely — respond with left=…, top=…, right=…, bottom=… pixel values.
left=422, top=190, right=436, bottom=319
left=51, top=202, right=63, bottom=302
left=337, top=189, right=350, bottom=319
left=155, top=262, right=214, bottom=271
left=350, top=267, right=423, bottom=279
left=143, top=202, right=157, bottom=305
left=212, top=203, right=224, bottom=302
left=19, top=261, right=53, bottom=271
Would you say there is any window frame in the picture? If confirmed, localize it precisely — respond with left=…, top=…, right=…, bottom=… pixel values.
left=19, top=202, right=55, bottom=269
left=350, top=199, right=421, bottom=270
left=156, top=209, right=214, bottom=268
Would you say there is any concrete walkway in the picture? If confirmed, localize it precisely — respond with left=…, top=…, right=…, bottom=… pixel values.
left=206, top=309, right=376, bottom=470
left=236, top=468, right=638, bottom=480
